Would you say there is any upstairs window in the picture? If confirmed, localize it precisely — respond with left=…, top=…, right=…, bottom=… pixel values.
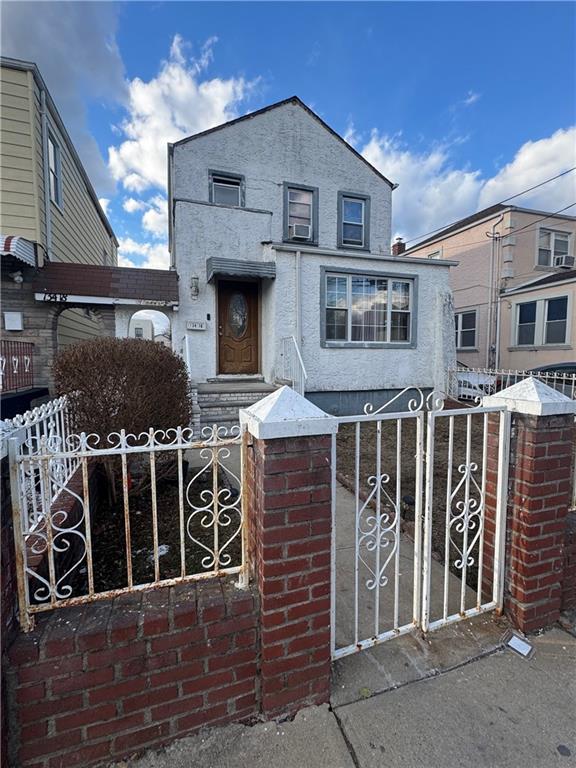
left=338, top=193, right=370, bottom=250
left=209, top=172, right=244, bottom=207
left=48, top=134, right=62, bottom=207
left=325, top=273, right=412, bottom=344
left=134, top=326, right=144, bottom=339
left=538, top=229, right=571, bottom=267
left=455, top=310, right=477, bottom=349
left=284, top=184, right=318, bottom=243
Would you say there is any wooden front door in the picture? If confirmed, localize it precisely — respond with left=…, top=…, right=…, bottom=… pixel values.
left=218, top=281, right=259, bottom=374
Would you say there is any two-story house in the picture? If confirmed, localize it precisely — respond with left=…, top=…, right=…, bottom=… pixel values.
left=0, top=57, right=118, bottom=412
left=169, top=97, right=456, bottom=420
left=402, top=204, right=576, bottom=372
left=1, top=57, right=178, bottom=416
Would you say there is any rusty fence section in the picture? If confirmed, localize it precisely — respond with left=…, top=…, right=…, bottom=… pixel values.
left=8, top=423, right=246, bottom=631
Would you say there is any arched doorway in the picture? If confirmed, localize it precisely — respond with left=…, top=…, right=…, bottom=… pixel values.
left=128, top=309, right=172, bottom=347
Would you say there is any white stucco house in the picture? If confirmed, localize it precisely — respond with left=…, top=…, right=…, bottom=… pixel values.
left=169, top=97, right=456, bottom=421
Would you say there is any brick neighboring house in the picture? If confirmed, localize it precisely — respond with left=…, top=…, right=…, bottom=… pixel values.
left=401, top=204, right=576, bottom=371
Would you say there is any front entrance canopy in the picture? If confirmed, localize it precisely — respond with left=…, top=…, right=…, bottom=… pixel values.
left=32, top=262, right=179, bottom=307
left=206, top=257, right=276, bottom=283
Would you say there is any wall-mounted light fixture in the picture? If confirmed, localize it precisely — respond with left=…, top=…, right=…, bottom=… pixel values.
left=190, top=275, right=199, bottom=299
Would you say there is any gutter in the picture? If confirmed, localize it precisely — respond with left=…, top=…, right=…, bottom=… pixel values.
left=40, top=89, right=52, bottom=261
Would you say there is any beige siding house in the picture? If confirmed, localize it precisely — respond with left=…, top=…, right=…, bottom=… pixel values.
left=402, top=204, right=576, bottom=371
left=1, top=57, right=119, bottom=410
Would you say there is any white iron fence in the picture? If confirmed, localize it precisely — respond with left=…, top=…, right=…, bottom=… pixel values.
left=449, top=366, right=576, bottom=401
left=330, top=388, right=510, bottom=660
left=280, top=336, right=307, bottom=396
left=8, top=420, right=246, bottom=631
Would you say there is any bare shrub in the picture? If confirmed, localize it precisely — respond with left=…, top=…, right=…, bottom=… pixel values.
left=53, top=337, right=192, bottom=499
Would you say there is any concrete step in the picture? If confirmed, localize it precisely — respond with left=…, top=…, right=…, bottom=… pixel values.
left=196, top=380, right=279, bottom=428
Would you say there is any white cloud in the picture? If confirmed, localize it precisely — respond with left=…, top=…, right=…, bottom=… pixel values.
left=142, top=196, right=168, bottom=238
left=1, top=2, right=126, bottom=195
left=478, top=127, right=576, bottom=211
left=117, top=237, right=170, bottom=270
left=463, top=91, right=480, bottom=106
left=123, top=197, right=146, bottom=213
left=98, top=198, right=110, bottom=215
left=108, top=35, right=254, bottom=194
left=357, top=126, right=576, bottom=242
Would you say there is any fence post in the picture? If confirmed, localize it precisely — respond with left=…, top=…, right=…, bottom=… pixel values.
left=240, top=386, right=337, bottom=718
left=483, top=378, right=576, bottom=633
left=7, top=436, right=32, bottom=633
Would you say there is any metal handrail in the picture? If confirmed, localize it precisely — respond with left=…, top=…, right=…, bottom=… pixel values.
left=280, top=335, right=308, bottom=395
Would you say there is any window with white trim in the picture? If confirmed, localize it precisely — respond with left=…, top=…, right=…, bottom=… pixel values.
left=325, top=273, right=412, bottom=343
left=537, top=229, right=571, bottom=267
left=134, top=326, right=144, bottom=339
left=48, top=134, right=62, bottom=206
left=455, top=310, right=477, bottom=349
left=515, top=296, right=568, bottom=346
left=209, top=172, right=243, bottom=207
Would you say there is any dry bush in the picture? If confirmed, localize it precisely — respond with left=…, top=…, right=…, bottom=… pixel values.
left=53, top=337, right=192, bottom=438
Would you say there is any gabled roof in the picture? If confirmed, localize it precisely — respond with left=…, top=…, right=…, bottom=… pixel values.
left=32, top=263, right=179, bottom=304
left=170, top=96, right=396, bottom=189
left=404, top=203, right=576, bottom=253
left=1, top=57, right=117, bottom=245
left=504, top=269, right=576, bottom=295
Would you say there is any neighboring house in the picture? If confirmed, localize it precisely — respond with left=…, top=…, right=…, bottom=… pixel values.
left=129, top=318, right=154, bottom=340
left=169, top=96, right=456, bottom=419
left=402, top=204, right=576, bottom=371
left=0, top=57, right=117, bottom=413
left=154, top=332, right=172, bottom=347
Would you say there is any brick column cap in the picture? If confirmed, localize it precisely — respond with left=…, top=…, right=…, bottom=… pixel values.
left=240, top=385, right=337, bottom=439
left=482, top=376, right=576, bottom=416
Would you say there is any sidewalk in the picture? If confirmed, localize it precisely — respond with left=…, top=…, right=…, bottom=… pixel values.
left=117, top=627, right=575, bottom=768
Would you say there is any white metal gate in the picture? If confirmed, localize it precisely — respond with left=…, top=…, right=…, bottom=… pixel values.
left=330, top=389, right=510, bottom=660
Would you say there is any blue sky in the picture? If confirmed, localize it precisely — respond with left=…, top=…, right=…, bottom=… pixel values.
left=3, top=1, right=576, bottom=269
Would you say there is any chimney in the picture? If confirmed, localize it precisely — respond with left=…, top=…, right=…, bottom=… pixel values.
left=392, top=237, right=405, bottom=256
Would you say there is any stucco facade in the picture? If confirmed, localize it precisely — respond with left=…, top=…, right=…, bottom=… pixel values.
left=405, top=205, right=576, bottom=370
left=170, top=98, right=456, bottom=413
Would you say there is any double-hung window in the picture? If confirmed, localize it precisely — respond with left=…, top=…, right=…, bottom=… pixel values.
left=338, top=193, right=370, bottom=249
left=325, top=273, right=412, bottom=344
left=455, top=310, right=477, bottom=349
left=284, top=184, right=317, bottom=243
left=209, top=171, right=244, bottom=207
left=515, top=296, right=569, bottom=346
left=48, top=134, right=62, bottom=207
left=538, top=229, right=571, bottom=267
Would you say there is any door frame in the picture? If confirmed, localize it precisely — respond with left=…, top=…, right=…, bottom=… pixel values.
left=215, top=278, right=261, bottom=376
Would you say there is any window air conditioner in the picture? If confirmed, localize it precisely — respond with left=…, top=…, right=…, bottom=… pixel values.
left=553, top=254, right=575, bottom=269
left=290, top=223, right=311, bottom=240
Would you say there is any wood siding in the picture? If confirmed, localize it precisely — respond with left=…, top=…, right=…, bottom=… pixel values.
left=0, top=67, right=40, bottom=242
left=56, top=307, right=104, bottom=349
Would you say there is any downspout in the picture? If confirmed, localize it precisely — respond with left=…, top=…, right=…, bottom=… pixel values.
left=494, top=234, right=503, bottom=369
left=486, top=214, right=504, bottom=367
left=295, top=250, right=302, bottom=347
left=40, top=89, right=53, bottom=261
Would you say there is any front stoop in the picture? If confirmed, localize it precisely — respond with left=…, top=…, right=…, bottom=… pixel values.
left=197, top=380, right=279, bottom=429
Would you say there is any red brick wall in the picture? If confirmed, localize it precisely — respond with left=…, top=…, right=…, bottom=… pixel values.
left=562, top=511, right=576, bottom=612
left=484, top=412, right=575, bottom=633
left=6, top=580, right=258, bottom=768
left=245, top=433, right=332, bottom=718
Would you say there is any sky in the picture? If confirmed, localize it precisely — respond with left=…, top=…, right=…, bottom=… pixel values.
left=2, top=0, right=576, bottom=273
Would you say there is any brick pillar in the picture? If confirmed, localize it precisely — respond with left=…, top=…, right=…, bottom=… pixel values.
left=483, top=379, right=576, bottom=633
left=241, top=386, right=336, bottom=718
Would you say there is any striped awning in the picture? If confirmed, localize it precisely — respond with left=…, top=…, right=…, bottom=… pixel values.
left=206, top=257, right=276, bottom=283
left=0, top=235, right=37, bottom=267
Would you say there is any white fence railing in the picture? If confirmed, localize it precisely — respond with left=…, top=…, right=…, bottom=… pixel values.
left=448, top=367, right=576, bottom=401
left=280, top=336, right=308, bottom=396
left=8, top=420, right=247, bottom=631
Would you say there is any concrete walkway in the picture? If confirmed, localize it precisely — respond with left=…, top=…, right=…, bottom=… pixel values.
left=119, top=628, right=576, bottom=768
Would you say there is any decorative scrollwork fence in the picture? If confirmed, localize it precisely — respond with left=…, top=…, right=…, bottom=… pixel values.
left=7, top=420, right=246, bottom=631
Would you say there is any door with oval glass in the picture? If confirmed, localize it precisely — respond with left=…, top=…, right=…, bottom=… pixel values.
left=218, top=281, right=259, bottom=374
